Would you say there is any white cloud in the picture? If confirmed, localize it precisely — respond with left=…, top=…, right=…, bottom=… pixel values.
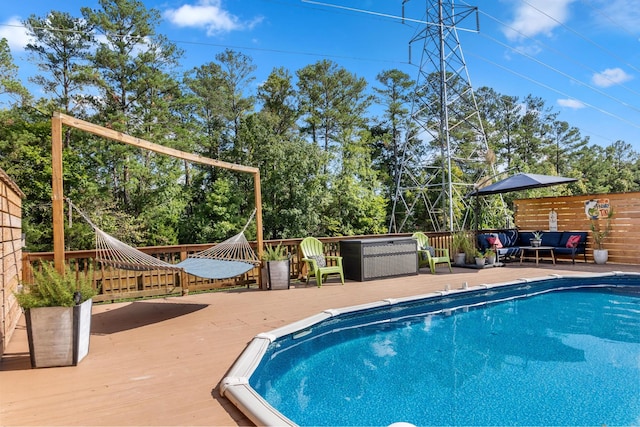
left=164, top=0, right=262, bottom=36
left=592, top=68, right=633, bottom=87
left=0, top=17, right=32, bottom=52
left=511, top=43, right=542, bottom=58
left=591, top=0, right=640, bottom=34
left=558, top=98, right=586, bottom=109
left=503, top=0, right=576, bottom=41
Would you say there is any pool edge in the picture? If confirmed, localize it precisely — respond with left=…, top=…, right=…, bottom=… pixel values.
left=220, top=271, right=639, bottom=426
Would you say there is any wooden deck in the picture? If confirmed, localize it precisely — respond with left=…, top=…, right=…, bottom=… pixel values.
left=2, top=261, right=638, bottom=426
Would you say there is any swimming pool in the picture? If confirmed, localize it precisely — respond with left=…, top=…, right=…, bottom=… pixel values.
left=220, top=272, right=640, bottom=426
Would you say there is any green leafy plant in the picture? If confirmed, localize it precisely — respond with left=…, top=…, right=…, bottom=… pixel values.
left=474, top=249, right=485, bottom=259
left=532, top=231, right=543, bottom=240
left=451, top=230, right=476, bottom=262
left=15, top=262, right=96, bottom=309
left=590, top=209, right=614, bottom=250
left=261, top=243, right=289, bottom=261
left=451, top=231, right=468, bottom=254
left=484, top=248, right=495, bottom=258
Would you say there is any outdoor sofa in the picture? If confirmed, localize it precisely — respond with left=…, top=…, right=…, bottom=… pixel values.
left=477, top=229, right=588, bottom=264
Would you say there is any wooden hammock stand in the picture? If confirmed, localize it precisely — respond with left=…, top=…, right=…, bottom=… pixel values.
left=51, top=112, right=264, bottom=279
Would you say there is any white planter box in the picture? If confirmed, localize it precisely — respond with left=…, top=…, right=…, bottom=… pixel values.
left=25, top=299, right=92, bottom=368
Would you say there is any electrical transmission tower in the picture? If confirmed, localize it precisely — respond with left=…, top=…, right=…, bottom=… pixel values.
left=389, top=0, right=500, bottom=233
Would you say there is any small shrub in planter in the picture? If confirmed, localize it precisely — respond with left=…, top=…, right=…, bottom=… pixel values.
left=474, top=250, right=486, bottom=267
left=261, top=243, right=291, bottom=290
left=15, top=262, right=97, bottom=368
left=590, top=209, right=614, bottom=250
left=530, top=231, right=543, bottom=247
left=451, top=231, right=474, bottom=265
left=590, top=209, right=614, bottom=264
left=485, top=249, right=496, bottom=264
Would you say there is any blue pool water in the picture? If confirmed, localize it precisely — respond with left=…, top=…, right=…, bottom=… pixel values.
left=250, top=283, right=640, bottom=426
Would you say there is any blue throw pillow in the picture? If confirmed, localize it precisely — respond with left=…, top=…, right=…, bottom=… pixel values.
left=477, top=234, right=490, bottom=250
left=498, top=230, right=516, bottom=247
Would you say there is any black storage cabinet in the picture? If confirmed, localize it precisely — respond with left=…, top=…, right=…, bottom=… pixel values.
left=340, top=237, right=418, bottom=281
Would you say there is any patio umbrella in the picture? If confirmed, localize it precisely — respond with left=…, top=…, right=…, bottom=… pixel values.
left=473, top=173, right=577, bottom=196
left=470, top=172, right=577, bottom=230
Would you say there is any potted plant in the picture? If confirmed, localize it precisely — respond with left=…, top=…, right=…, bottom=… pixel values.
left=590, top=209, right=614, bottom=264
left=530, top=231, right=543, bottom=247
left=261, top=243, right=291, bottom=290
left=15, top=262, right=96, bottom=368
left=451, top=231, right=474, bottom=266
left=474, top=250, right=486, bottom=267
left=485, top=248, right=496, bottom=265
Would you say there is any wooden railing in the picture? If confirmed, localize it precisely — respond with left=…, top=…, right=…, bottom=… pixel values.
left=18, top=191, right=640, bottom=304
left=23, top=233, right=455, bottom=303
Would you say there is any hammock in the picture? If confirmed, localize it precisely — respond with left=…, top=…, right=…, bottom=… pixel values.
left=67, top=199, right=260, bottom=280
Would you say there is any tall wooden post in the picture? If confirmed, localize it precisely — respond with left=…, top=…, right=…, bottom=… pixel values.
left=253, top=171, right=263, bottom=261
left=51, top=113, right=65, bottom=274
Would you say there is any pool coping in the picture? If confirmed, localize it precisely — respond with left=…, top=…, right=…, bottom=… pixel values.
left=219, top=271, right=639, bottom=426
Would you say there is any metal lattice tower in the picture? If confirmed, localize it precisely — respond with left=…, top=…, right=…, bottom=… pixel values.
left=389, top=0, right=499, bottom=233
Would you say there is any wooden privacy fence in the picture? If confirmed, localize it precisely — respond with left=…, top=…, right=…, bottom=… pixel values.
left=0, top=169, right=24, bottom=356
left=514, top=191, right=640, bottom=264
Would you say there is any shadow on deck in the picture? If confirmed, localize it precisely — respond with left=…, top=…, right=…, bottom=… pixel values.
left=1, top=262, right=638, bottom=426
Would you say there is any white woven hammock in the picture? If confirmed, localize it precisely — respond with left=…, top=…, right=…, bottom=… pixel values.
left=67, top=199, right=260, bottom=279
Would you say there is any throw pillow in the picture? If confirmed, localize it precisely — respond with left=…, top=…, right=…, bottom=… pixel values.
left=487, top=234, right=503, bottom=248
left=566, top=235, right=582, bottom=248
left=477, top=234, right=490, bottom=250
left=308, top=254, right=326, bottom=268
left=422, top=245, right=436, bottom=257
left=503, top=229, right=518, bottom=247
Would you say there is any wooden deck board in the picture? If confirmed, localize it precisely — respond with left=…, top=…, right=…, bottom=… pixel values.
left=2, top=262, right=639, bottom=426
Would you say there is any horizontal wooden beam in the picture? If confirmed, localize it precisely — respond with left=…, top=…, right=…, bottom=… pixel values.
left=54, top=112, right=259, bottom=174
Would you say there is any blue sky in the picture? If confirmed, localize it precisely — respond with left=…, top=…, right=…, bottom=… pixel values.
left=1, top=0, right=639, bottom=151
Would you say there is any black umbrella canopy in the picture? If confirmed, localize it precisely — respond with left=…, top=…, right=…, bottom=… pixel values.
left=474, top=173, right=577, bottom=196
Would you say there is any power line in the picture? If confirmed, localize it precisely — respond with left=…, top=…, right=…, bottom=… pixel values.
left=474, top=31, right=640, bottom=114
left=299, top=1, right=639, bottom=148
left=467, top=51, right=640, bottom=131
left=301, top=0, right=480, bottom=32
left=467, top=2, right=640, bottom=100
left=582, top=0, right=640, bottom=40
left=0, top=21, right=408, bottom=67
left=455, top=0, right=639, bottom=145
left=2, top=3, right=637, bottom=147
left=518, top=0, right=640, bottom=74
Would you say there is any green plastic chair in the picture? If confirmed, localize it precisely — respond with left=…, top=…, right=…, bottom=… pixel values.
left=300, top=237, right=345, bottom=287
left=412, top=232, right=452, bottom=274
